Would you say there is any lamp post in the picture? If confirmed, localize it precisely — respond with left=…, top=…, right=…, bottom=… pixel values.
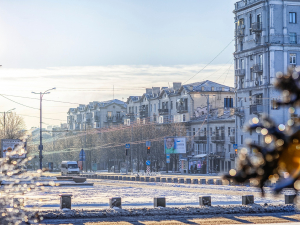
left=1, top=108, right=15, bottom=137
left=201, top=94, right=215, bottom=174
left=32, top=88, right=56, bottom=170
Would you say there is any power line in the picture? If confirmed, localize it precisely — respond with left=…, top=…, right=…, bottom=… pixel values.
left=0, top=94, right=39, bottom=110
left=183, top=39, right=234, bottom=84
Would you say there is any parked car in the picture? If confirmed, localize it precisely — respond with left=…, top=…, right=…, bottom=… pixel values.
left=61, top=161, right=79, bottom=176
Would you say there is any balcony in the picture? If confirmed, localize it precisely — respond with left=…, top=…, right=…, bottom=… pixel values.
left=235, top=27, right=245, bottom=39
left=113, top=116, right=123, bottom=123
left=211, top=136, right=225, bottom=143
left=94, top=116, right=100, bottom=122
left=139, top=110, right=148, bottom=118
left=235, top=69, right=245, bottom=76
left=251, top=22, right=262, bottom=32
left=106, top=116, right=113, bottom=122
left=234, top=107, right=245, bottom=117
left=126, top=112, right=135, bottom=120
left=158, top=109, right=169, bottom=115
left=216, top=152, right=225, bottom=158
left=230, top=136, right=235, bottom=143
left=252, top=64, right=263, bottom=73
left=194, top=136, right=207, bottom=143
left=250, top=104, right=263, bottom=114
left=234, top=0, right=264, bottom=11
left=177, top=106, right=188, bottom=114
left=230, top=153, right=236, bottom=161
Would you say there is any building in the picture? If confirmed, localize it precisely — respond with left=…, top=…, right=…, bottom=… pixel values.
left=233, top=0, right=300, bottom=148
left=67, top=99, right=127, bottom=130
left=126, top=80, right=235, bottom=173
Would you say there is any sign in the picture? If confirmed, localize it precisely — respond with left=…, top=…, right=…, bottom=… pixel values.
left=146, top=141, right=151, bottom=147
left=166, top=154, right=170, bottom=163
left=79, top=149, right=86, bottom=161
left=146, top=160, right=151, bottom=166
left=164, top=137, right=186, bottom=154
left=1, top=139, right=26, bottom=158
left=125, top=144, right=130, bottom=149
left=233, top=144, right=238, bottom=149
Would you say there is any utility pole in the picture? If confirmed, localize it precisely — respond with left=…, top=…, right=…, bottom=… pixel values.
left=32, top=88, right=56, bottom=170
left=206, top=95, right=210, bottom=175
left=130, top=125, right=133, bottom=173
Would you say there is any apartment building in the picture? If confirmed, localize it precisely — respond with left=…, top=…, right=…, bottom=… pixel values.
left=126, top=80, right=236, bottom=173
left=234, top=0, right=300, bottom=148
left=67, top=99, right=127, bottom=130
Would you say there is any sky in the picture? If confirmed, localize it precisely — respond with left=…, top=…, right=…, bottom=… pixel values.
left=0, top=0, right=237, bottom=129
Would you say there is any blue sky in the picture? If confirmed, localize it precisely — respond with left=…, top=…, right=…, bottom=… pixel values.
left=0, top=0, right=237, bottom=128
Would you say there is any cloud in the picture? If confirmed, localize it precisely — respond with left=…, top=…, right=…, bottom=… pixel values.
left=0, top=64, right=234, bottom=128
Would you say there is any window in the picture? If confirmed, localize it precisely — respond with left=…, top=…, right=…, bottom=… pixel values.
left=240, top=41, right=243, bottom=51
left=289, top=33, right=297, bottom=44
left=183, top=114, right=186, bottom=122
left=211, top=87, right=215, bottom=91
left=240, top=59, right=244, bottom=69
left=107, top=111, right=112, bottom=117
left=171, top=101, right=173, bottom=110
left=290, top=53, right=296, bottom=65
left=224, top=98, right=233, bottom=108
left=290, top=12, right=297, bottom=24
left=228, top=144, right=231, bottom=153
left=228, top=127, right=231, bottom=136
left=271, top=99, right=280, bottom=110
left=135, top=106, right=137, bottom=113
left=150, top=104, right=152, bottom=112
left=193, top=128, right=195, bottom=136
left=250, top=68, right=254, bottom=81
left=240, top=77, right=244, bottom=89
left=154, top=104, right=156, bottom=112
left=241, top=135, right=243, bottom=145
left=249, top=14, right=252, bottom=35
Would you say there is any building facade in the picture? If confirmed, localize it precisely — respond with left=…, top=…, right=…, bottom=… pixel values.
left=67, top=99, right=127, bottom=130
left=126, top=80, right=236, bottom=173
left=234, top=0, right=300, bottom=148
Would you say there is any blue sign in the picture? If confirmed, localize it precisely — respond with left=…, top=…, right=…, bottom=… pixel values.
left=233, top=144, right=238, bottom=149
left=146, top=141, right=151, bottom=147
left=125, top=144, right=130, bottom=149
left=79, top=149, right=86, bottom=161
left=166, top=154, right=170, bottom=159
left=146, top=160, right=151, bottom=166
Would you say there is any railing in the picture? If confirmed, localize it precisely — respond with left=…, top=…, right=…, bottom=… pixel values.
left=94, top=116, right=100, bottom=122
left=158, top=109, right=169, bottom=115
left=252, top=64, right=263, bottom=73
left=194, top=136, right=207, bottom=143
left=251, top=22, right=262, bottom=32
left=250, top=104, right=263, bottom=114
left=234, top=107, right=245, bottom=117
left=139, top=111, right=148, bottom=118
left=211, top=136, right=225, bottom=142
left=230, top=153, right=236, bottom=160
left=289, top=33, right=297, bottom=44
left=235, top=28, right=245, bottom=38
left=230, top=136, right=235, bottom=143
left=177, top=106, right=188, bottom=113
left=235, top=69, right=245, bottom=76
left=235, top=0, right=264, bottom=11
left=216, top=152, right=225, bottom=158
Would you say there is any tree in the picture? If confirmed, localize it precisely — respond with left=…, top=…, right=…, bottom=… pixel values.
left=0, top=112, right=26, bottom=139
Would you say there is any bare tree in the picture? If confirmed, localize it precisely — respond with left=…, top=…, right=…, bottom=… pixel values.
left=0, top=112, right=26, bottom=139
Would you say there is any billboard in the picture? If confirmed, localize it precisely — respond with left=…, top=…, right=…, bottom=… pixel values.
left=1, top=139, right=27, bottom=158
left=164, top=137, right=186, bottom=154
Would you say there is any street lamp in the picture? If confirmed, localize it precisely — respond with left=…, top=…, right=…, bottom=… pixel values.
left=201, top=94, right=215, bottom=174
left=1, top=108, right=16, bottom=137
left=32, top=87, right=56, bottom=170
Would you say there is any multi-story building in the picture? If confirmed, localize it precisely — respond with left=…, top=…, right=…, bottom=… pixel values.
left=126, top=80, right=236, bottom=173
left=234, top=0, right=300, bottom=148
left=67, top=99, right=127, bottom=130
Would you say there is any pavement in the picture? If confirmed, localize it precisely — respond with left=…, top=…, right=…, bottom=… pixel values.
left=42, top=212, right=300, bottom=224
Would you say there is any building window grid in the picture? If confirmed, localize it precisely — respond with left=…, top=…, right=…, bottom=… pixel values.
left=289, top=33, right=297, bottom=44
left=290, top=53, right=297, bottom=65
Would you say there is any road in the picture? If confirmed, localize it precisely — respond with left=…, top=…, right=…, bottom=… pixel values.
left=42, top=212, right=300, bottom=224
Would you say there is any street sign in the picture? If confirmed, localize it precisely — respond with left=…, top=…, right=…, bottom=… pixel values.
left=125, top=144, right=130, bottom=149
left=166, top=154, right=170, bottom=163
left=233, top=144, right=238, bottom=149
left=146, top=141, right=151, bottom=147
left=146, top=160, right=151, bottom=166
left=79, top=149, right=86, bottom=161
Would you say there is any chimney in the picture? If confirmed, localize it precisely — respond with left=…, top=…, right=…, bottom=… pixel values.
left=173, top=82, right=182, bottom=91
left=152, top=87, right=160, bottom=95
left=146, top=88, right=152, bottom=95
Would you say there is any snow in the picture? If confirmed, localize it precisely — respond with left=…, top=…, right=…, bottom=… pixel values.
left=20, top=177, right=292, bottom=209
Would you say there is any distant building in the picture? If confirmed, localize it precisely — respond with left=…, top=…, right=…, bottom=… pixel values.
left=67, top=99, right=127, bottom=130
